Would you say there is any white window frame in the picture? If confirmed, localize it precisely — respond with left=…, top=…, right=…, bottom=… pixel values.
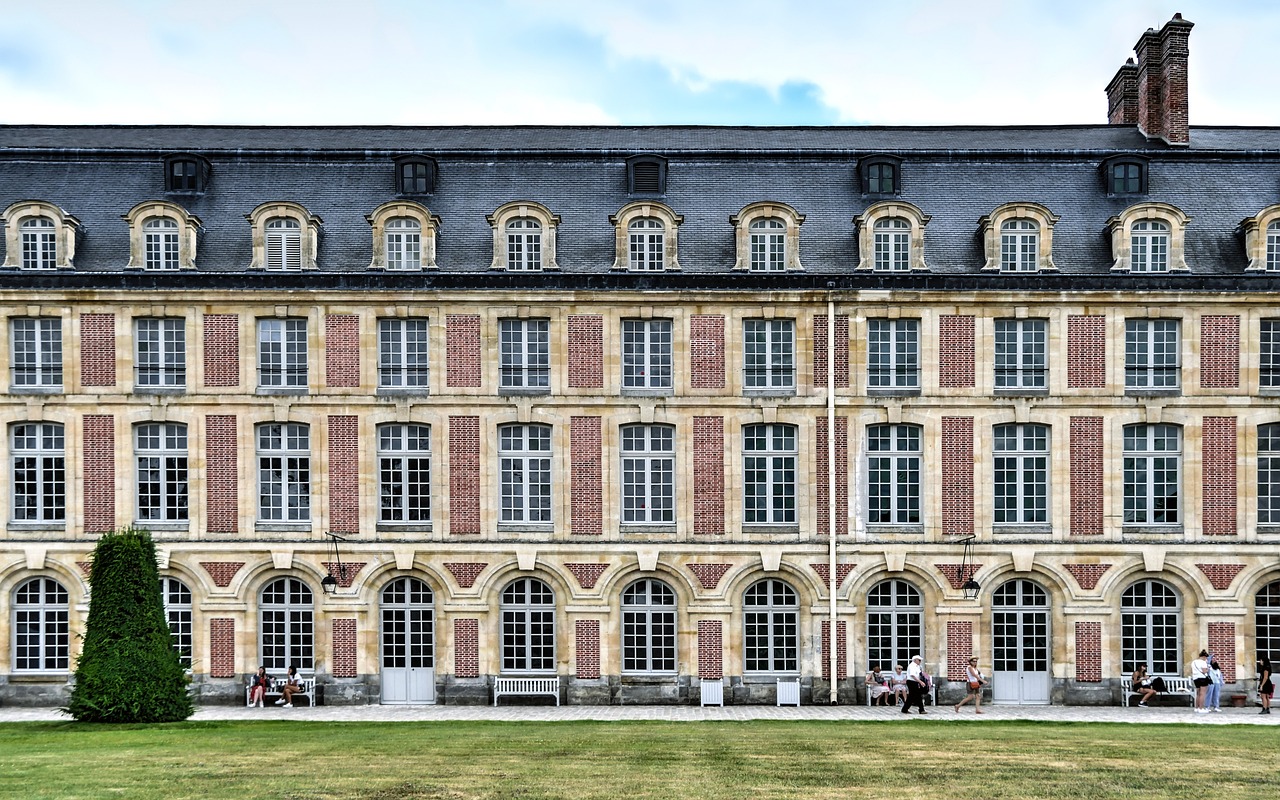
left=377, top=318, right=430, bottom=390
left=11, top=422, right=65, bottom=523
left=161, top=576, right=193, bottom=669
left=1259, top=425, right=1280, bottom=524
left=993, top=423, right=1049, bottom=525
left=499, top=424, right=552, bottom=524
left=866, top=579, right=923, bottom=672
left=258, top=318, right=308, bottom=389
left=749, top=218, right=786, bottom=272
left=743, top=579, right=799, bottom=675
left=10, top=317, right=63, bottom=389
left=135, top=317, right=186, bottom=388
left=873, top=217, right=911, bottom=272
left=20, top=217, right=57, bottom=270
left=499, top=318, right=550, bottom=390
left=1124, top=319, right=1180, bottom=390
left=1121, top=579, right=1181, bottom=676
left=743, top=423, right=797, bottom=525
left=868, top=318, right=920, bottom=389
left=265, top=218, right=302, bottom=271
left=378, top=423, right=431, bottom=524
left=1257, top=581, right=1280, bottom=668
left=621, top=319, right=673, bottom=391
left=621, top=424, right=674, bottom=525
left=506, top=218, right=542, bottom=271
left=994, top=318, right=1047, bottom=390
left=135, top=422, right=189, bottom=523
left=1263, top=320, right=1280, bottom=389
left=867, top=424, right=921, bottom=525
left=257, top=423, right=311, bottom=523
left=1000, top=219, right=1039, bottom=272
left=743, top=319, right=795, bottom=390
left=259, top=577, right=314, bottom=672
left=385, top=218, right=422, bottom=271
left=13, top=577, right=70, bottom=672
left=1268, top=221, right=1280, bottom=272
left=1130, top=220, right=1170, bottom=272
left=628, top=218, right=665, bottom=272
left=500, top=578, right=556, bottom=673
left=1122, top=423, right=1181, bottom=525
left=144, top=217, right=181, bottom=271
left=621, top=579, right=677, bottom=674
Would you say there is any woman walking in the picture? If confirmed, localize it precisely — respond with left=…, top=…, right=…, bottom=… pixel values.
left=1259, top=654, right=1273, bottom=715
left=954, top=657, right=985, bottom=714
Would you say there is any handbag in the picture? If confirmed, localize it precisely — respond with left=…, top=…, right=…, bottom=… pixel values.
left=967, top=680, right=981, bottom=690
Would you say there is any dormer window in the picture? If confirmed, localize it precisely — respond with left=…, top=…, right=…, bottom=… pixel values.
left=874, top=218, right=910, bottom=272
left=860, top=156, right=902, bottom=195
left=506, top=220, right=541, bottom=271
left=1130, top=220, right=1169, bottom=272
left=368, top=201, right=439, bottom=271
left=855, top=201, right=930, bottom=272
left=266, top=219, right=302, bottom=271
left=1106, top=202, right=1190, bottom=273
left=979, top=203, right=1059, bottom=273
left=164, top=155, right=208, bottom=193
left=626, top=155, right=667, bottom=195
left=749, top=219, right=786, bottom=272
left=1000, top=220, right=1039, bottom=272
left=487, top=201, right=559, bottom=272
left=395, top=156, right=437, bottom=195
left=629, top=219, right=664, bottom=271
left=1101, top=156, right=1148, bottom=195
left=144, top=219, right=180, bottom=270
left=246, top=202, right=322, bottom=271
left=1270, top=221, right=1280, bottom=272
left=123, top=200, right=201, bottom=271
left=731, top=202, right=804, bottom=272
left=385, top=219, right=421, bottom=271
left=2, top=201, right=81, bottom=270
left=21, top=218, right=56, bottom=270
left=611, top=202, right=682, bottom=271
left=1241, top=204, right=1280, bottom=272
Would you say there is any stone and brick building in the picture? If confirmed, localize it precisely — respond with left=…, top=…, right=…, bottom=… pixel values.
left=1, top=15, right=1278, bottom=706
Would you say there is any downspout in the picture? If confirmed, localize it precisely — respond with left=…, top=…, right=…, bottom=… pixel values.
left=827, top=299, right=838, bottom=704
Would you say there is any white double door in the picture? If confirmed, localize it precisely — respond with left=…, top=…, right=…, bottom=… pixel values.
left=991, top=608, right=1051, bottom=704
left=380, top=579, right=435, bottom=704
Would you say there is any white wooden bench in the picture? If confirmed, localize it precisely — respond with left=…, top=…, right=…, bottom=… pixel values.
left=246, top=676, right=316, bottom=707
left=1120, top=676, right=1195, bottom=706
left=493, top=676, right=560, bottom=706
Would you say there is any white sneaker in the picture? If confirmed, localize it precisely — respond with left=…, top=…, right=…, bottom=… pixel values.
left=274, top=699, right=285, bottom=705
left=1211, top=707, right=1220, bottom=713
left=283, top=703, right=293, bottom=708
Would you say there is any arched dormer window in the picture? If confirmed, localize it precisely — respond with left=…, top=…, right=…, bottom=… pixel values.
left=366, top=200, right=439, bottom=271
left=394, top=155, right=437, bottom=195
left=730, top=202, right=804, bottom=272
left=245, top=202, right=321, bottom=271
left=855, top=200, right=930, bottom=272
left=487, top=201, right=560, bottom=271
left=1105, top=202, right=1190, bottom=273
left=1241, top=204, right=1280, bottom=272
left=610, top=201, right=682, bottom=272
left=163, top=154, right=210, bottom=194
left=2, top=201, right=81, bottom=270
left=122, top=200, right=202, bottom=270
left=979, top=203, right=1059, bottom=273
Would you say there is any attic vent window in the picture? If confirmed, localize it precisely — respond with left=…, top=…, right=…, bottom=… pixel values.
left=164, top=155, right=208, bottom=193
left=1100, top=156, right=1148, bottom=195
left=626, top=155, right=668, bottom=195
left=396, top=157, right=437, bottom=195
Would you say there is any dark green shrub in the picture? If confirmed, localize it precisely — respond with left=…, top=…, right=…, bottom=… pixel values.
left=67, top=527, right=193, bottom=722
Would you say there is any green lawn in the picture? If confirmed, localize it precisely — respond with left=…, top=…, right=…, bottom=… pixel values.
left=0, top=719, right=1273, bottom=800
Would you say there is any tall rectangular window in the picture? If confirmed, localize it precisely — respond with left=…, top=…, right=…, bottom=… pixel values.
left=257, top=423, right=311, bottom=522
left=743, top=319, right=795, bottom=390
left=1125, top=319, right=1180, bottom=389
left=258, top=318, right=308, bottom=389
left=867, top=424, right=921, bottom=525
left=135, top=318, right=186, bottom=388
left=1123, top=424, right=1181, bottom=525
left=1261, top=320, right=1280, bottom=388
left=11, top=423, right=65, bottom=523
left=868, top=319, right=919, bottom=389
left=743, top=424, right=797, bottom=525
left=993, top=424, right=1048, bottom=525
left=1259, top=424, right=1280, bottom=524
left=135, top=422, right=189, bottom=522
left=499, top=424, right=552, bottom=524
left=994, top=319, right=1047, bottom=390
left=378, top=318, right=429, bottom=389
left=378, top=423, right=431, bottom=524
left=161, top=578, right=193, bottom=670
left=499, top=318, right=549, bottom=390
left=622, top=319, right=673, bottom=390
left=621, top=425, right=674, bottom=524
left=10, top=317, right=62, bottom=389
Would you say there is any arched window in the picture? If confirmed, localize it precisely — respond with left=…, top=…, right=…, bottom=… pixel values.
left=377, top=423, right=431, bottom=524
left=749, top=218, right=786, bottom=272
left=1268, top=221, right=1280, bottom=272
left=621, top=579, right=676, bottom=673
left=259, top=577, right=314, bottom=671
left=621, top=424, right=674, bottom=525
left=11, top=422, right=66, bottom=523
left=1122, top=424, right=1181, bottom=525
left=1130, top=220, right=1170, bottom=272
left=874, top=217, right=911, bottom=272
left=1121, top=580, right=1181, bottom=675
left=1000, top=219, right=1039, bottom=272
left=743, top=579, right=798, bottom=674
left=499, top=424, right=553, bottom=524
left=385, top=218, right=421, bottom=271
left=993, top=424, right=1049, bottom=525
left=3, top=201, right=80, bottom=270
left=867, top=424, right=921, bottom=525
left=628, top=218, right=664, bottom=272
left=144, top=218, right=180, bottom=270
left=506, top=219, right=542, bottom=271
left=866, top=579, right=922, bottom=671
left=1259, top=425, right=1280, bottom=524
left=20, top=217, right=57, bottom=270
left=13, top=577, right=69, bottom=672
left=161, top=576, right=193, bottom=669
left=501, top=578, right=555, bottom=673
left=1257, top=581, right=1280, bottom=667
left=743, top=423, right=797, bottom=525
left=135, top=422, right=189, bottom=523
left=265, top=218, right=302, bottom=271
left=611, top=202, right=682, bottom=271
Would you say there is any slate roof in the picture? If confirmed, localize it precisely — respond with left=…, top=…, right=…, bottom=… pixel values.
left=1, top=124, right=1279, bottom=284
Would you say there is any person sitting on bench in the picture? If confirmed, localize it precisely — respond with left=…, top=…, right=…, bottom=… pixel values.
left=275, top=665, right=305, bottom=708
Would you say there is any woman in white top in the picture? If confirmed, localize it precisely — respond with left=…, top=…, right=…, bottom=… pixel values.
left=889, top=664, right=910, bottom=705
left=954, top=657, right=986, bottom=714
left=1191, top=649, right=1211, bottom=713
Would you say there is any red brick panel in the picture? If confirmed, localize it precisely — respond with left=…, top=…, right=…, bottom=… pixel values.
left=1202, top=416, right=1237, bottom=536
left=1064, top=564, right=1112, bottom=591
left=444, top=562, right=488, bottom=589
left=689, top=315, right=725, bottom=390
left=937, top=563, right=982, bottom=590
left=445, top=314, right=482, bottom=388
left=820, top=620, right=848, bottom=680
left=1075, top=622, right=1102, bottom=682
left=332, top=618, right=358, bottom=678
left=200, top=561, right=245, bottom=588
left=698, top=620, right=723, bottom=680
left=809, top=563, right=856, bottom=591
left=1070, top=417, right=1104, bottom=536
left=202, top=314, right=240, bottom=388
left=565, top=563, right=608, bottom=589
left=688, top=564, right=732, bottom=590
left=80, top=313, right=116, bottom=387
left=1199, top=316, right=1240, bottom=389
left=1208, top=622, right=1236, bottom=682
left=575, top=619, right=601, bottom=679
left=210, top=618, right=235, bottom=678
left=328, top=415, right=359, bottom=534
left=321, top=562, right=366, bottom=589
left=815, top=416, right=849, bottom=537
left=448, top=416, right=481, bottom=535
left=1196, top=564, right=1245, bottom=591
left=1067, top=315, right=1106, bottom=389
left=205, top=414, right=239, bottom=533
left=83, top=415, right=115, bottom=533
left=692, top=416, right=725, bottom=534
left=941, top=416, right=974, bottom=537
left=570, top=416, right=602, bottom=536
left=946, top=620, right=973, bottom=681
left=324, top=314, right=360, bottom=388
left=454, top=619, right=479, bottom=679
left=76, top=561, right=92, bottom=578
left=938, top=315, right=975, bottom=388
left=813, top=314, right=850, bottom=388
left=567, top=315, right=603, bottom=389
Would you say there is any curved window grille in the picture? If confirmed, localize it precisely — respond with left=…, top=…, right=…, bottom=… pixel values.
left=259, top=577, right=314, bottom=671
left=866, top=579, right=923, bottom=671
left=13, top=577, right=69, bottom=671
left=1121, top=580, right=1180, bottom=675
left=622, top=579, right=676, bottom=673
left=501, top=578, right=555, bottom=672
left=743, top=579, right=798, bottom=674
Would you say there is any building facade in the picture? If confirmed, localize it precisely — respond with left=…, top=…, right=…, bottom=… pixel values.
left=1, top=16, right=1279, bottom=706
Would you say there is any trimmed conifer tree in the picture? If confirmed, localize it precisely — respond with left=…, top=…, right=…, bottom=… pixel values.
left=67, top=527, right=193, bottom=722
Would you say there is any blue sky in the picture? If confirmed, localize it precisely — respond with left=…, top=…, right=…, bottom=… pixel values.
left=0, top=0, right=1276, bottom=126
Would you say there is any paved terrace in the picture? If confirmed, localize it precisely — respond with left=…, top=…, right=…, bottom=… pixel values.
left=0, top=703, right=1274, bottom=725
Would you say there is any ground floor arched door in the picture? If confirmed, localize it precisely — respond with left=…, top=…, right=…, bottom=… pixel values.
left=991, top=579, right=1051, bottom=705
left=380, top=577, right=435, bottom=704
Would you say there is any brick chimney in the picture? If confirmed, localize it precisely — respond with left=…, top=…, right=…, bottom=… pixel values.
left=1106, top=14, right=1194, bottom=146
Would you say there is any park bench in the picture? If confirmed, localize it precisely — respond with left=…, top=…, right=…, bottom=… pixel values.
left=493, top=676, right=560, bottom=706
left=246, top=676, right=315, bottom=707
left=865, top=679, right=938, bottom=706
left=1120, top=676, right=1195, bottom=706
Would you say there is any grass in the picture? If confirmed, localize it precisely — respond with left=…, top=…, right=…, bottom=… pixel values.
left=0, top=719, right=1276, bottom=800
